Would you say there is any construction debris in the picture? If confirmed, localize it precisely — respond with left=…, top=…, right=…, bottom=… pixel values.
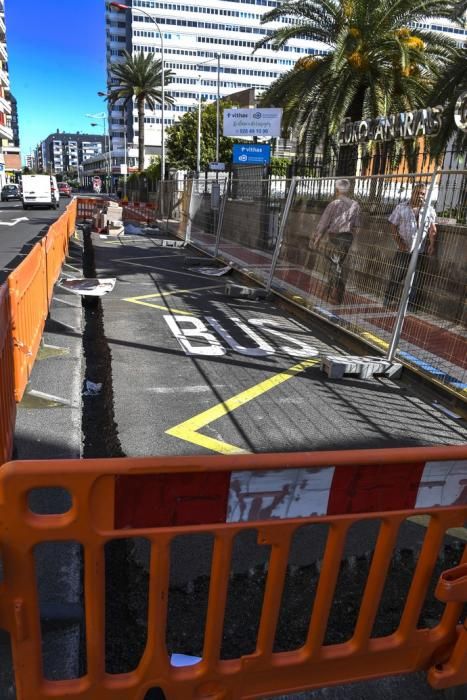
left=59, top=278, right=116, bottom=297
left=321, top=355, right=403, bottom=380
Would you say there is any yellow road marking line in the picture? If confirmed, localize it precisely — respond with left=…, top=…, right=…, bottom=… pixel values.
left=126, top=300, right=196, bottom=315
left=409, top=515, right=467, bottom=542
left=166, top=358, right=320, bottom=454
left=362, top=331, right=389, bottom=349
left=124, top=284, right=224, bottom=301
left=123, top=285, right=224, bottom=316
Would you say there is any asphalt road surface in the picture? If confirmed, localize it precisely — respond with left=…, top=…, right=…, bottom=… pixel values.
left=0, top=197, right=69, bottom=283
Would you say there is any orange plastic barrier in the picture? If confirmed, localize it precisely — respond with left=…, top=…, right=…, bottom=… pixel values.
left=7, top=239, right=47, bottom=401
left=122, top=201, right=157, bottom=224
left=0, top=283, right=15, bottom=463
left=67, top=198, right=77, bottom=238
left=77, top=197, right=109, bottom=221
left=4, top=201, right=77, bottom=403
left=0, top=446, right=465, bottom=699
left=45, top=217, right=67, bottom=305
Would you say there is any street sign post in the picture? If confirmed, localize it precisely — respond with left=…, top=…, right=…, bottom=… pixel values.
left=223, top=108, right=282, bottom=138
left=232, top=144, right=271, bottom=165
left=209, top=162, right=226, bottom=171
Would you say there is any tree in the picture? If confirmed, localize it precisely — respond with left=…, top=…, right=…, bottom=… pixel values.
left=108, top=51, right=174, bottom=172
left=256, top=0, right=459, bottom=167
left=429, top=3, right=467, bottom=157
left=166, top=100, right=238, bottom=170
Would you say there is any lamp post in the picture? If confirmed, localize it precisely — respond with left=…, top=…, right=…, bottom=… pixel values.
left=98, top=90, right=128, bottom=200
left=109, top=2, right=165, bottom=182
left=88, top=112, right=111, bottom=192
left=196, top=74, right=202, bottom=176
left=197, top=54, right=221, bottom=173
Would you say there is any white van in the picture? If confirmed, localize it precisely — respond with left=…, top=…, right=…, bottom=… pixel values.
left=21, top=175, right=60, bottom=210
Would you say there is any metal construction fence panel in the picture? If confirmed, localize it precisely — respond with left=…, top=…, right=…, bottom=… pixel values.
left=163, top=170, right=466, bottom=399
left=0, top=447, right=465, bottom=699
left=184, top=176, right=229, bottom=256
left=217, top=177, right=290, bottom=284
left=271, top=170, right=466, bottom=398
left=159, top=178, right=192, bottom=240
left=0, top=283, right=15, bottom=464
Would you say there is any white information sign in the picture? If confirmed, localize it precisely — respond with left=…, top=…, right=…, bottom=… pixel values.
left=223, top=108, right=283, bottom=138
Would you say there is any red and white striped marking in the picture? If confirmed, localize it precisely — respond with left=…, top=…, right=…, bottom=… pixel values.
left=114, top=459, right=467, bottom=529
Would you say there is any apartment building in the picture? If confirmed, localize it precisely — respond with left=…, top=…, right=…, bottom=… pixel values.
left=105, top=0, right=329, bottom=161
left=0, top=0, right=15, bottom=187
left=35, top=131, right=106, bottom=175
left=4, top=93, right=21, bottom=178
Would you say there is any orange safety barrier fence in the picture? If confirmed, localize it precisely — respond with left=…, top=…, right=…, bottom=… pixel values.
left=0, top=446, right=465, bottom=699
left=45, top=216, right=67, bottom=306
left=122, top=201, right=157, bottom=224
left=67, top=197, right=77, bottom=238
left=2, top=200, right=78, bottom=404
left=7, top=239, right=47, bottom=402
left=0, top=283, right=15, bottom=464
left=76, top=197, right=109, bottom=221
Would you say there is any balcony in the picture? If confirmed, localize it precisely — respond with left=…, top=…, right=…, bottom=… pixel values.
left=0, top=121, right=12, bottom=140
left=0, top=67, right=9, bottom=89
left=0, top=93, right=11, bottom=113
left=0, top=43, right=7, bottom=62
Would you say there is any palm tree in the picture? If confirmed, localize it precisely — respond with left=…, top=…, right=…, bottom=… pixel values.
left=108, top=51, right=174, bottom=171
left=256, top=0, right=459, bottom=170
left=429, top=1, right=467, bottom=158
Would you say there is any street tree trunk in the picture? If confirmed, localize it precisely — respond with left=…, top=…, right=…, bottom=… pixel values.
left=138, top=97, right=145, bottom=172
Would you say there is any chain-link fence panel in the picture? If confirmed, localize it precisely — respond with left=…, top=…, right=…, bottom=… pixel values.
left=269, top=171, right=466, bottom=398
left=216, top=177, right=291, bottom=285
left=158, top=178, right=191, bottom=240
left=181, top=176, right=227, bottom=256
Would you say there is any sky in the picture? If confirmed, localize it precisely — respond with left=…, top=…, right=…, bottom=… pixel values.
left=5, top=0, right=108, bottom=160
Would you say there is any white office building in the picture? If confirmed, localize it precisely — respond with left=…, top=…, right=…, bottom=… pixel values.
left=105, top=0, right=329, bottom=163
left=105, top=1, right=467, bottom=166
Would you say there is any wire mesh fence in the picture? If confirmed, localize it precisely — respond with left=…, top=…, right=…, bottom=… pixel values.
left=217, top=177, right=290, bottom=284
left=159, top=168, right=466, bottom=399
left=274, top=170, right=466, bottom=396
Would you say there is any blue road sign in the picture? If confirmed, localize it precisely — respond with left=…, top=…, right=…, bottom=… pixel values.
left=232, top=144, right=271, bottom=165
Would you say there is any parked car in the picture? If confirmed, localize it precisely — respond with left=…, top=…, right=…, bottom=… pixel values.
left=1, top=184, right=21, bottom=201
left=21, top=175, right=60, bottom=209
left=58, top=182, right=72, bottom=197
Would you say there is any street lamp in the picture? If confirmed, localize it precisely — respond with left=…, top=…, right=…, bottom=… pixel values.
left=88, top=112, right=111, bottom=192
left=109, top=1, right=166, bottom=181
left=198, top=54, right=221, bottom=169
left=98, top=90, right=128, bottom=200
left=197, top=74, right=202, bottom=175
